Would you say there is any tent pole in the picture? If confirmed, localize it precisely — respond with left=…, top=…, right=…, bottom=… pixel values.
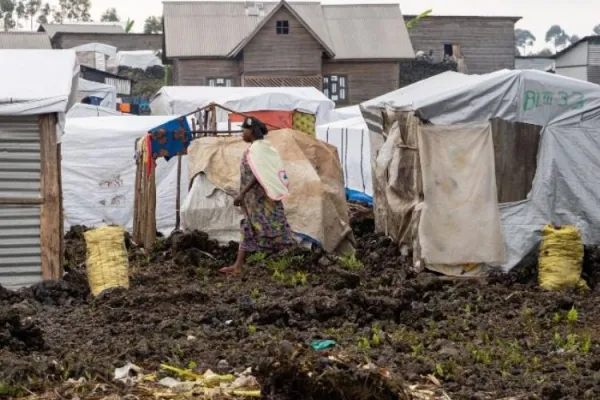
left=175, top=154, right=182, bottom=231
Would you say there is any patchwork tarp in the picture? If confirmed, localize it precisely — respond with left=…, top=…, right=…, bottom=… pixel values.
left=182, top=129, right=354, bottom=253
left=361, top=69, right=600, bottom=271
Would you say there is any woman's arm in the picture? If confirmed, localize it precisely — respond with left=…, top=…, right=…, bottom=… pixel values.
left=239, top=175, right=257, bottom=197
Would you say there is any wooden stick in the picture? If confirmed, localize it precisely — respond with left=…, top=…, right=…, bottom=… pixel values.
left=175, top=153, right=182, bottom=231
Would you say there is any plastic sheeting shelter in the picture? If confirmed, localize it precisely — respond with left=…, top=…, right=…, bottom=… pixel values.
left=62, top=116, right=189, bottom=235
left=0, top=49, right=78, bottom=288
left=66, top=103, right=126, bottom=118
left=76, top=78, right=118, bottom=109
left=182, top=129, right=355, bottom=253
left=150, top=86, right=335, bottom=126
left=316, top=116, right=372, bottom=204
left=361, top=69, right=600, bottom=274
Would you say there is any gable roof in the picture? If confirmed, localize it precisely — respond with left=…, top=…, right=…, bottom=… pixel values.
left=163, top=1, right=414, bottom=60
left=0, top=32, right=51, bottom=49
left=38, top=23, right=125, bottom=39
left=553, top=35, right=600, bottom=59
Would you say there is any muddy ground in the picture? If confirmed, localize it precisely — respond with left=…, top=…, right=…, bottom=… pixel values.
left=1, top=213, right=600, bottom=399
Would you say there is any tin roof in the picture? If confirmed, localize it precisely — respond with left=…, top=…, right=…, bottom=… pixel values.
left=0, top=32, right=51, bottom=49
left=38, top=23, right=125, bottom=39
left=163, top=1, right=414, bottom=60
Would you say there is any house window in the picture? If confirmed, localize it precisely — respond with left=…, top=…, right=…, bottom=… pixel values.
left=323, top=75, right=347, bottom=102
left=276, top=20, right=289, bottom=35
left=444, top=44, right=454, bottom=58
left=207, top=77, right=232, bottom=87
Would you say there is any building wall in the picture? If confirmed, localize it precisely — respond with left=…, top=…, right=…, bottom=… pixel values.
left=588, top=41, right=600, bottom=85
left=243, top=8, right=324, bottom=76
left=404, top=16, right=516, bottom=74
left=174, top=59, right=241, bottom=86
left=322, top=61, right=399, bottom=105
left=54, top=33, right=163, bottom=51
left=556, top=66, right=588, bottom=81
left=555, top=41, right=588, bottom=68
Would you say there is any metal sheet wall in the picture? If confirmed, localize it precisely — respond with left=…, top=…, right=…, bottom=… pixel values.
left=0, top=116, right=43, bottom=289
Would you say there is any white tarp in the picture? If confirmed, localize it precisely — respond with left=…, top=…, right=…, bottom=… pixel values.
left=361, top=69, right=600, bottom=271
left=150, top=86, right=335, bottom=125
left=0, top=50, right=78, bottom=117
left=71, top=43, right=117, bottom=57
left=324, top=105, right=362, bottom=123
left=62, top=116, right=189, bottom=235
left=418, top=122, right=505, bottom=265
left=77, top=78, right=118, bottom=109
left=107, top=50, right=162, bottom=71
left=67, top=103, right=126, bottom=118
left=316, top=116, right=372, bottom=198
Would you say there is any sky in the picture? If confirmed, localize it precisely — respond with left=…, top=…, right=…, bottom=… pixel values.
left=86, top=0, right=599, bottom=52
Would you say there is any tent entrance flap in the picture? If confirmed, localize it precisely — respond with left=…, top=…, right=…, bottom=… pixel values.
left=417, top=122, right=506, bottom=265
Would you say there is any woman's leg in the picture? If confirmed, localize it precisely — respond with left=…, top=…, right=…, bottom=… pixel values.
left=220, top=248, right=245, bottom=275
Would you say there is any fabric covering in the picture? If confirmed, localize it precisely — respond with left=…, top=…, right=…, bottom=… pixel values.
left=150, top=86, right=334, bottom=125
left=247, top=140, right=289, bottom=201
left=62, top=116, right=189, bottom=235
left=183, top=129, right=354, bottom=253
left=292, top=111, right=316, bottom=136
left=67, top=103, right=126, bottom=118
left=417, top=122, right=505, bottom=265
left=360, top=69, right=600, bottom=272
left=148, top=116, right=193, bottom=162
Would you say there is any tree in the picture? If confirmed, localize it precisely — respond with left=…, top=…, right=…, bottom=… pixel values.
left=125, top=17, right=134, bottom=33
left=54, top=0, right=91, bottom=23
left=594, top=24, right=600, bottom=36
left=100, top=7, right=119, bottom=22
left=534, top=48, right=553, bottom=57
left=25, top=0, right=41, bottom=29
left=143, top=15, right=162, bottom=34
left=545, top=25, right=570, bottom=51
left=515, top=28, right=536, bottom=55
left=570, top=34, right=580, bottom=44
left=0, top=0, right=16, bottom=31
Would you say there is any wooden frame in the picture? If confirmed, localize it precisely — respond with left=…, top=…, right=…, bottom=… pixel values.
left=322, top=74, right=348, bottom=103
left=38, top=113, right=63, bottom=281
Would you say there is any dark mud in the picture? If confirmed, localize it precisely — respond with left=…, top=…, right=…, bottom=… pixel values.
left=0, top=215, right=600, bottom=399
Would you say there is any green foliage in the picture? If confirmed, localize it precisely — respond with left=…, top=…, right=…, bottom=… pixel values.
left=100, top=7, right=119, bottom=22
left=337, top=253, right=364, bottom=272
left=144, top=15, right=163, bottom=34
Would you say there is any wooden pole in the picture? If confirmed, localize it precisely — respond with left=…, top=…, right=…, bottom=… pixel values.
left=38, top=113, right=62, bottom=281
left=175, top=154, right=182, bottom=231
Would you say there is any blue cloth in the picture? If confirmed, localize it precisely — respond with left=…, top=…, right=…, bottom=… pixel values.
left=148, top=117, right=192, bottom=161
left=345, top=188, right=373, bottom=207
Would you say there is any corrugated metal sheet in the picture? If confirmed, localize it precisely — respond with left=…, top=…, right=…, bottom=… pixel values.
left=0, top=116, right=42, bottom=290
left=163, top=1, right=414, bottom=59
left=322, top=4, right=414, bottom=59
left=104, top=77, right=131, bottom=95
left=0, top=32, right=51, bottom=49
left=164, top=1, right=278, bottom=57
left=0, top=117, right=41, bottom=200
left=589, top=43, right=600, bottom=66
left=39, top=23, right=125, bottom=39
left=0, top=206, right=42, bottom=289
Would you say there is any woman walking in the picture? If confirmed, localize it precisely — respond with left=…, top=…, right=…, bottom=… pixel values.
left=219, top=117, right=295, bottom=275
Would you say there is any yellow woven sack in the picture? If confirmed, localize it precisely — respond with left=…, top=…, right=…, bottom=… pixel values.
left=84, top=226, right=130, bottom=296
left=538, top=224, right=588, bottom=292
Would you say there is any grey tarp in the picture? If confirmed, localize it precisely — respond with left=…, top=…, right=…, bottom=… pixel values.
left=361, top=69, right=600, bottom=271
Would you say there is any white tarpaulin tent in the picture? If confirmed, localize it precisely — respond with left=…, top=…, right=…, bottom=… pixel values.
left=62, top=116, right=189, bottom=235
left=150, top=86, right=335, bottom=125
left=0, top=50, right=78, bottom=137
left=76, top=78, right=118, bottom=109
left=107, top=50, right=162, bottom=71
left=316, top=116, right=372, bottom=203
left=324, top=105, right=362, bottom=123
left=67, top=103, right=126, bottom=118
left=361, top=69, right=600, bottom=272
